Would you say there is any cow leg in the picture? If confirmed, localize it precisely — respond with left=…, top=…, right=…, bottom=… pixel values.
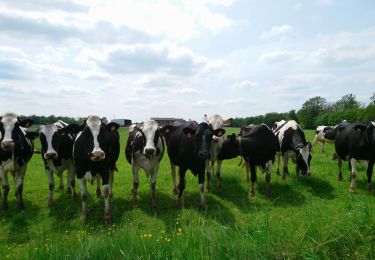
left=170, top=161, right=178, bottom=195
left=58, top=172, right=64, bottom=190
left=276, top=152, right=281, bottom=175
left=78, top=178, right=88, bottom=222
left=101, top=172, right=111, bottom=224
left=282, top=153, right=289, bottom=180
left=109, top=170, right=114, bottom=198
left=265, top=161, right=273, bottom=198
left=337, top=157, right=343, bottom=181
left=198, top=171, right=207, bottom=210
left=131, top=166, right=140, bottom=204
left=245, top=160, right=250, bottom=182
left=366, top=160, right=374, bottom=192
left=216, top=160, right=222, bottom=191
left=176, top=167, right=187, bottom=208
left=46, top=169, right=55, bottom=207
left=248, top=162, right=257, bottom=197
left=205, top=159, right=211, bottom=191
left=15, top=166, right=26, bottom=210
left=67, top=164, right=76, bottom=198
left=349, top=158, right=357, bottom=193
left=321, top=141, right=325, bottom=153
left=96, top=175, right=101, bottom=198
left=150, top=164, right=159, bottom=209
left=1, top=170, right=9, bottom=210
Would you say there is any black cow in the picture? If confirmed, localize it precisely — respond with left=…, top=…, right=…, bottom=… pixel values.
left=218, top=124, right=278, bottom=197
left=334, top=121, right=375, bottom=192
left=37, top=120, right=78, bottom=207
left=162, top=121, right=214, bottom=210
left=0, top=113, right=37, bottom=210
left=273, top=120, right=312, bottom=179
left=125, top=120, right=164, bottom=208
left=69, top=115, right=120, bottom=223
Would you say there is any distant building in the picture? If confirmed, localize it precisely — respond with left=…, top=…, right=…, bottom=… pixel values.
left=150, top=117, right=185, bottom=127
left=111, top=119, right=132, bottom=127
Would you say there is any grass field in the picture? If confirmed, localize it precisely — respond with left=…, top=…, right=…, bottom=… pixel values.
left=1, top=127, right=375, bottom=259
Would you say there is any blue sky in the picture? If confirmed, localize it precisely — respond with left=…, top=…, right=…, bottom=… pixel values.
left=0, top=0, right=374, bottom=122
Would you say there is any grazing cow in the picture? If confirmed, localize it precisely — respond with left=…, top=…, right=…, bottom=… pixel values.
left=202, top=114, right=229, bottom=191
left=334, top=121, right=375, bottom=192
left=37, top=120, right=78, bottom=207
left=69, top=116, right=120, bottom=223
left=125, top=120, right=164, bottom=208
left=162, top=121, right=214, bottom=210
left=218, top=124, right=278, bottom=197
left=311, top=126, right=335, bottom=153
left=273, top=120, right=312, bottom=179
left=0, top=113, right=37, bottom=210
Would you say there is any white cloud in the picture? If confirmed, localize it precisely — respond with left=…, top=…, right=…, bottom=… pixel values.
left=261, top=25, right=294, bottom=39
left=193, top=100, right=214, bottom=107
left=259, top=50, right=302, bottom=64
left=231, top=80, right=258, bottom=89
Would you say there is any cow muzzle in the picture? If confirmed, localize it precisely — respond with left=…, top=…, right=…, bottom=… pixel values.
left=144, top=147, right=156, bottom=156
left=44, top=152, right=58, bottom=160
left=91, top=151, right=105, bottom=161
left=198, top=151, right=210, bottom=160
left=1, top=141, right=15, bottom=151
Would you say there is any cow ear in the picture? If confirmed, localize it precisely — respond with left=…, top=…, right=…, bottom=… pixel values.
left=354, top=124, right=366, bottom=132
left=20, top=119, right=34, bottom=128
left=203, top=114, right=209, bottom=123
left=183, top=127, right=196, bottom=139
left=223, top=118, right=233, bottom=126
left=65, top=124, right=81, bottom=134
left=25, top=131, right=39, bottom=140
left=107, top=122, right=120, bottom=132
left=230, top=133, right=236, bottom=142
left=213, top=128, right=225, bottom=137
left=161, top=125, right=174, bottom=135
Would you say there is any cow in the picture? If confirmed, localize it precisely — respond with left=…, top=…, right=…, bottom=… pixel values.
left=162, top=121, right=214, bottom=210
left=125, top=120, right=164, bottom=208
left=334, top=121, right=375, bottom=192
left=202, top=114, right=231, bottom=191
left=218, top=124, right=278, bottom=197
left=311, top=126, right=335, bottom=153
left=37, top=120, right=78, bottom=207
left=68, top=116, right=120, bottom=223
left=0, top=113, right=37, bottom=210
left=273, top=120, right=312, bottom=179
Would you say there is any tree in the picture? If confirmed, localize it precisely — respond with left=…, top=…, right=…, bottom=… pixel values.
left=333, top=94, right=360, bottom=111
left=370, top=93, right=375, bottom=106
left=297, top=96, right=327, bottom=129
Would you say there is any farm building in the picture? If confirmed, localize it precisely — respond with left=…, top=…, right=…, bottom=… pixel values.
left=111, top=118, right=132, bottom=126
left=150, top=117, right=185, bottom=126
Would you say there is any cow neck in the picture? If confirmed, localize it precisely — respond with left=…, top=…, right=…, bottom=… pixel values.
left=237, top=136, right=243, bottom=156
left=274, top=121, right=288, bottom=133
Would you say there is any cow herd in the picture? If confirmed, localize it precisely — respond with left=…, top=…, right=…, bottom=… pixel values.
left=0, top=112, right=374, bottom=224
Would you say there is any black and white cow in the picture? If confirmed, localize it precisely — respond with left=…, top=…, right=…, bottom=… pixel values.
left=69, top=116, right=120, bottom=223
left=273, top=120, right=312, bottom=179
left=202, top=114, right=228, bottom=191
left=334, top=121, right=375, bottom=192
left=162, top=121, right=214, bottom=210
left=218, top=124, right=278, bottom=197
left=311, top=126, right=335, bottom=153
left=0, top=113, right=37, bottom=210
left=125, top=120, right=164, bottom=208
left=37, top=120, right=78, bottom=207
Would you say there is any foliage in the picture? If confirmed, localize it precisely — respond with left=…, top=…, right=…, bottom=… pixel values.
left=297, top=96, right=327, bottom=128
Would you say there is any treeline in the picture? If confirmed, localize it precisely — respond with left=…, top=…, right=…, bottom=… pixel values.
left=232, top=93, right=375, bottom=129
left=18, top=115, right=108, bottom=125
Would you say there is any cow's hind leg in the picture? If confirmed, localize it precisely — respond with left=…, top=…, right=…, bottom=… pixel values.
left=171, top=161, right=178, bottom=195
left=337, top=157, right=343, bottom=181
left=349, top=158, right=357, bottom=193
left=366, top=160, right=374, bottom=192
left=1, top=170, right=9, bottom=210
left=15, top=165, right=27, bottom=210
left=248, top=162, right=257, bottom=197
left=58, top=171, right=64, bottom=190
left=265, top=161, right=273, bottom=198
left=176, top=167, right=187, bottom=208
left=96, top=175, right=101, bottom=197
left=78, top=178, right=88, bottom=222
left=282, top=153, right=289, bottom=180
left=101, top=173, right=111, bottom=224
left=150, top=163, right=159, bottom=209
left=67, top=164, right=76, bottom=198
left=109, top=170, right=114, bottom=198
left=245, top=159, right=250, bottom=182
left=205, top=159, right=211, bottom=191
left=131, top=166, right=140, bottom=205
left=276, top=152, right=281, bottom=176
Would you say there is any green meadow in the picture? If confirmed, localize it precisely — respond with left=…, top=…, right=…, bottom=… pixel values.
left=1, top=128, right=374, bottom=259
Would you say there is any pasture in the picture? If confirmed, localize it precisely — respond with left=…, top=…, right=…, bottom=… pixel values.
left=1, top=128, right=375, bottom=259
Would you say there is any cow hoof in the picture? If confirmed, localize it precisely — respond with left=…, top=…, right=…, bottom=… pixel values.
left=172, top=188, right=178, bottom=195
left=248, top=191, right=255, bottom=197
left=104, top=213, right=112, bottom=224
left=2, top=203, right=9, bottom=210
left=81, top=212, right=88, bottom=222
left=175, top=198, right=183, bottom=209
left=96, top=188, right=101, bottom=198
left=66, top=187, right=72, bottom=194
left=150, top=199, right=157, bottom=209
left=367, top=184, right=372, bottom=192
left=349, top=187, right=356, bottom=193
left=200, top=203, right=208, bottom=211
left=266, top=191, right=272, bottom=198
left=48, top=198, right=54, bottom=208
left=338, top=175, right=343, bottom=181
left=18, top=203, right=25, bottom=210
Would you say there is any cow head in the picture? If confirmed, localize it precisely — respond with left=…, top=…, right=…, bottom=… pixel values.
left=295, top=143, right=312, bottom=176
left=183, top=122, right=213, bottom=160
left=0, top=113, right=34, bottom=151
left=272, top=120, right=286, bottom=132
left=364, top=122, right=375, bottom=146
left=137, top=120, right=161, bottom=157
left=217, top=133, right=238, bottom=160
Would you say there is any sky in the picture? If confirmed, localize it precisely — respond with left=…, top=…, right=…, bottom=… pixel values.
left=0, top=0, right=374, bottom=122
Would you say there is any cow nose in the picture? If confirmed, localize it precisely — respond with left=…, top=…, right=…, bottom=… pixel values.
left=1, top=141, right=15, bottom=151
left=198, top=151, right=209, bottom=159
left=91, top=151, right=105, bottom=161
left=145, top=148, right=155, bottom=155
left=44, top=152, right=58, bottom=160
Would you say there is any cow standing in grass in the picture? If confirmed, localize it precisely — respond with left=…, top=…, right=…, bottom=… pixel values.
left=0, top=113, right=37, bottom=210
left=311, top=125, right=335, bottom=153
left=334, top=121, right=375, bottom=192
left=37, top=120, right=78, bottom=207
left=69, top=116, right=120, bottom=223
left=162, top=121, right=214, bottom=210
left=273, top=120, right=312, bottom=179
left=125, top=120, right=164, bottom=208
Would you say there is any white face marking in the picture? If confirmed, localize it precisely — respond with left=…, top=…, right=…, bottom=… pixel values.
left=41, top=124, right=59, bottom=155
left=142, top=120, right=159, bottom=153
left=207, top=114, right=223, bottom=130
left=86, top=115, right=103, bottom=153
left=1, top=113, right=18, bottom=143
left=372, top=121, right=375, bottom=127
left=299, top=145, right=311, bottom=172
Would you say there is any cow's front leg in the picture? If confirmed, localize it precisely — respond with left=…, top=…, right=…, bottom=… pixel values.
left=67, top=164, right=76, bottom=198
left=96, top=175, right=101, bottom=197
left=170, top=161, right=178, bottom=195
left=46, top=168, right=55, bottom=207
left=1, top=170, right=9, bottom=210
left=248, top=162, right=257, bottom=197
left=366, top=160, right=374, bottom=192
left=176, top=167, right=186, bottom=208
left=102, top=173, right=111, bottom=224
left=15, top=166, right=26, bottom=210
left=282, top=153, right=289, bottom=180
left=216, top=160, right=222, bottom=191
left=205, top=159, right=211, bottom=191
left=349, top=158, right=357, bottom=193
left=108, top=170, right=114, bottom=198
left=78, top=178, right=88, bottom=222
left=265, top=161, right=273, bottom=198
left=244, top=159, right=250, bottom=182
left=275, top=152, right=281, bottom=176
left=198, top=170, right=207, bottom=210
left=150, top=164, right=159, bottom=209
left=337, top=157, right=343, bottom=181
left=58, top=171, right=64, bottom=190
left=131, top=166, right=140, bottom=205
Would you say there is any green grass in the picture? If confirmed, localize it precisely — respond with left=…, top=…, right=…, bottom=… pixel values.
left=1, top=128, right=375, bottom=259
